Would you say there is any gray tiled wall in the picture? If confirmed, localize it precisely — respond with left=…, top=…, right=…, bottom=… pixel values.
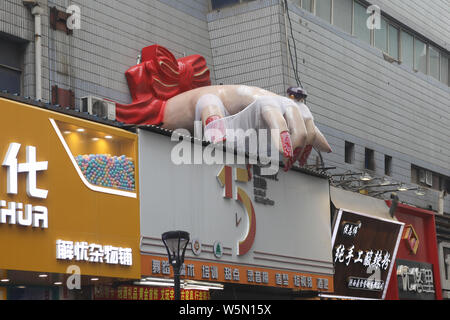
left=207, top=0, right=450, bottom=212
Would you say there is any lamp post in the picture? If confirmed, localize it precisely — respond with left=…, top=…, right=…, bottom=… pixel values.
left=161, top=230, right=190, bottom=300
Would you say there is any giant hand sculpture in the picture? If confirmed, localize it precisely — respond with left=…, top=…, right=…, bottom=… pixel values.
left=116, top=45, right=332, bottom=171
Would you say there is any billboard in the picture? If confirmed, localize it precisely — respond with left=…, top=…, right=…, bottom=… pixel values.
left=138, top=129, right=334, bottom=292
left=330, top=209, right=404, bottom=299
left=0, top=98, right=141, bottom=279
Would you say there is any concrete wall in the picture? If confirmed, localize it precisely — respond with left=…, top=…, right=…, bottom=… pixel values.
left=0, top=0, right=50, bottom=100
left=47, top=0, right=214, bottom=107
left=1, top=0, right=214, bottom=107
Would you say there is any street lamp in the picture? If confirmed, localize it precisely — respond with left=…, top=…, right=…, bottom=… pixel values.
left=161, top=230, right=190, bottom=300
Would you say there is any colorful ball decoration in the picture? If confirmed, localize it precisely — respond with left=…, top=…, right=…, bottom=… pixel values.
left=76, top=154, right=135, bottom=191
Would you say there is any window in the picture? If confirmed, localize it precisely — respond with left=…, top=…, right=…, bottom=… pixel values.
left=374, top=17, right=388, bottom=53
left=388, top=25, right=399, bottom=60
left=411, top=165, right=449, bottom=191
left=301, top=0, right=313, bottom=12
left=400, top=31, right=414, bottom=69
left=414, top=37, right=427, bottom=74
left=0, top=38, right=24, bottom=95
left=211, top=0, right=244, bottom=10
left=440, top=54, right=449, bottom=85
left=353, top=1, right=371, bottom=45
left=345, top=141, right=354, bottom=164
left=364, top=148, right=375, bottom=171
left=384, top=155, right=392, bottom=176
left=316, top=0, right=332, bottom=23
left=333, top=0, right=352, bottom=34
left=429, top=46, right=440, bottom=80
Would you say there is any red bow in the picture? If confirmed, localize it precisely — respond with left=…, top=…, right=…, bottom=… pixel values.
left=116, top=44, right=211, bottom=125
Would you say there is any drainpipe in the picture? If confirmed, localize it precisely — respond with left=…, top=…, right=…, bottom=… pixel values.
left=31, top=5, right=44, bottom=101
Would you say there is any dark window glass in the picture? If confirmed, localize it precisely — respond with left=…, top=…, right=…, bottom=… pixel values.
left=365, top=148, right=375, bottom=171
left=211, top=0, right=241, bottom=10
left=385, top=155, right=392, bottom=176
left=0, top=37, right=24, bottom=95
left=345, top=141, right=354, bottom=164
left=0, top=66, right=21, bottom=94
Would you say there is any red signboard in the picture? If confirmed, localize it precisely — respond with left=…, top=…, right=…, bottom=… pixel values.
left=93, top=285, right=210, bottom=300
left=385, top=202, right=442, bottom=300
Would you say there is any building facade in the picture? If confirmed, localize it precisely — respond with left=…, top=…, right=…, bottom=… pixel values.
left=0, top=0, right=449, bottom=299
left=1, top=0, right=448, bottom=213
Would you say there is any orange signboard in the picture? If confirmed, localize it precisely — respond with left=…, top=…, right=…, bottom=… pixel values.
left=141, top=255, right=334, bottom=293
left=0, top=98, right=140, bottom=279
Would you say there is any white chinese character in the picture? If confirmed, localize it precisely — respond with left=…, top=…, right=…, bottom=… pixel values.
left=187, top=264, right=195, bottom=277
left=224, top=267, right=232, bottom=280
left=254, top=271, right=261, bottom=283
left=233, top=268, right=240, bottom=281
left=335, top=245, right=345, bottom=263
left=282, top=274, right=289, bottom=286
left=371, top=250, right=383, bottom=270
left=56, top=240, right=74, bottom=260
left=422, top=269, right=435, bottom=293
left=343, top=224, right=349, bottom=235
left=74, top=242, right=89, bottom=261
left=381, top=251, right=391, bottom=270
left=354, top=250, right=364, bottom=264
left=363, top=250, right=373, bottom=268
left=88, top=243, right=104, bottom=263
left=247, top=270, right=254, bottom=282
left=275, top=273, right=282, bottom=285
left=162, top=261, right=171, bottom=274
left=152, top=260, right=161, bottom=274
left=2, top=143, right=48, bottom=199
left=202, top=265, right=210, bottom=279
left=345, top=245, right=355, bottom=266
left=262, top=272, right=269, bottom=284
left=317, top=278, right=324, bottom=289
left=118, top=248, right=132, bottom=266
left=104, top=246, right=119, bottom=264
left=307, top=277, right=313, bottom=288
left=211, top=266, right=218, bottom=280
left=301, top=276, right=307, bottom=287
left=180, top=263, right=186, bottom=276
left=294, top=275, right=300, bottom=287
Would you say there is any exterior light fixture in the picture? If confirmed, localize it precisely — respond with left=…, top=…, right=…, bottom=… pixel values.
left=415, top=188, right=426, bottom=196
left=38, top=274, right=48, bottom=278
left=0, top=279, right=10, bottom=282
left=90, top=278, right=99, bottom=281
left=54, top=282, right=62, bottom=285
left=63, top=130, right=71, bottom=134
left=162, top=230, right=190, bottom=300
left=105, top=135, right=113, bottom=139
left=360, top=172, right=373, bottom=181
left=398, top=184, right=409, bottom=192
left=76, top=128, right=85, bottom=132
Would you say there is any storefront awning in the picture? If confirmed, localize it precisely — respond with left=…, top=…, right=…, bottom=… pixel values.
left=330, top=186, right=398, bottom=222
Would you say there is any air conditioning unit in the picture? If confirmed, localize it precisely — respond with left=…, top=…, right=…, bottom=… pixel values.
left=419, top=169, right=426, bottom=184
left=80, top=96, right=116, bottom=121
left=425, top=171, right=433, bottom=186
